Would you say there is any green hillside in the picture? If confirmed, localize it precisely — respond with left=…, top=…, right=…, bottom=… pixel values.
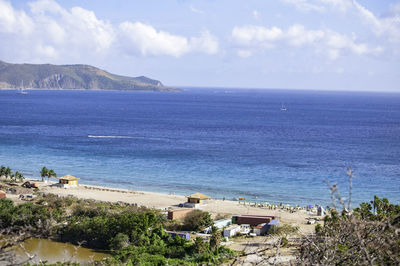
left=0, top=60, right=178, bottom=91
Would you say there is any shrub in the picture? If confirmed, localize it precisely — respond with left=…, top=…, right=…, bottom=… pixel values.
left=109, top=233, right=130, bottom=250
left=182, top=210, right=212, bottom=231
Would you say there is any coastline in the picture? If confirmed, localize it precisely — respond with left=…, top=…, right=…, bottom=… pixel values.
left=0, top=88, right=180, bottom=92
left=19, top=179, right=318, bottom=234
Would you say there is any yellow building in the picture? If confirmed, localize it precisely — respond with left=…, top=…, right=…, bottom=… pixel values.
left=58, top=175, right=79, bottom=188
left=187, top=192, right=210, bottom=204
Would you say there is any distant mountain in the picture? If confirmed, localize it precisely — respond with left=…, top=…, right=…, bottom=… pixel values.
left=0, top=60, right=178, bottom=91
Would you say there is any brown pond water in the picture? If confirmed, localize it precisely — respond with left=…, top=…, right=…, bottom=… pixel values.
left=13, top=238, right=111, bottom=264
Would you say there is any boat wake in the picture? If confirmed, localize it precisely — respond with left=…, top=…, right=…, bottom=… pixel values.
left=88, top=135, right=163, bottom=141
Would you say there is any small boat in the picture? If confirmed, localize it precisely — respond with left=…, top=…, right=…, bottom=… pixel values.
left=17, top=81, right=28, bottom=94
left=18, top=88, right=28, bottom=94
left=280, top=103, right=287, bottom=111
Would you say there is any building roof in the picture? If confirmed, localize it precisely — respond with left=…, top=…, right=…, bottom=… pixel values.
left=168, top=208, right=193, bottom=213
left=0, top=190, right=5, bottom=194
left=255, top=223, right=267, bottom=229
left=59, top=175, right=79, bottom=181
left=187, top=192, right=210, bottom=200
left=225, top=224, right=240, bottom=230
left=268, top=219, right=280, bottom=225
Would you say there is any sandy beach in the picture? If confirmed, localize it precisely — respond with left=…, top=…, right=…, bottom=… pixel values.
left=30, top=180, right=318, bottom=234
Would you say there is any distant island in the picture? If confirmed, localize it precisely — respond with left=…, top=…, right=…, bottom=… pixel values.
left=0, top=60, right=178, bottom=92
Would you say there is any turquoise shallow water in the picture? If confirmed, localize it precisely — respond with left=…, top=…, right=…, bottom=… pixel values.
left=0, top=88, right=399, bottom=206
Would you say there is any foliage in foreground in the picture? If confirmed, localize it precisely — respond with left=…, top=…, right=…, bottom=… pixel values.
left=299, top=196, right=400, bottom=265
left=0, top=193, right=235, bottom=265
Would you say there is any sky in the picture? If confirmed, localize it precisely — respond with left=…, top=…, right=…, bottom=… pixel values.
left=0, top=0, right=399, bottom=91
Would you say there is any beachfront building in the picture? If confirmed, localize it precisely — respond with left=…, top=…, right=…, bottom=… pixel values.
left=234, top=214, right=276, bottom=226
left=223, top=224, right=241, bottom=238
left=187, top=192, right=210, bottom=204
left=184, top=192, right=211, bottom=208
left=58, top=175, right=79, bottom=188
left=203, top=218, right=232, bottom=233
left=214, top=218, right=232, bottom=229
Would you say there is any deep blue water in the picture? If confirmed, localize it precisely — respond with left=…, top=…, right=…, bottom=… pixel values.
left=0, top=88, right=399, bottom=207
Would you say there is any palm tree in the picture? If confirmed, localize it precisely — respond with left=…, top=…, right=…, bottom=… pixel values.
left=0, top=166, right=5, bottom=179
left=9, top=172, right=15, bottom=182
left=40, top=167, right=48, bottom=182
left=15, top=171, right=24, bottom=182
left=48, top=169, right=57, bottom=182
left=5, top=167, right=11, bottom=180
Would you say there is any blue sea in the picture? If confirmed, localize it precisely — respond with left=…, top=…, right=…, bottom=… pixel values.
left=0, top=88, right=399, bottom=207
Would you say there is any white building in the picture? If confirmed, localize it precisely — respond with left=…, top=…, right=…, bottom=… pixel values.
left=203, top=218, right=232, bottom=233
left=214, top=218, right=232, bottom=229
left=223, top=225, right=241, bottom=238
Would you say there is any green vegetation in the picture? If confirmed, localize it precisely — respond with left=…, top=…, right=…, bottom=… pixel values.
left=354, top=195, right=400, bottom=221
left=40, top=166, right=57, bottom=182
left=0, top=193, right=235, bottom=265
left=181, top=209, right=213, bottom=231
left=0, top=60, right=178, bottom=91
left=0, top=165, right=24, bottom=182
left=299, top=196, right=400, bottom=264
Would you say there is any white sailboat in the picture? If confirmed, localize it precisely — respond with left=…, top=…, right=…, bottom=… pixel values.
left=280, top=103, right=287, bottom=111
left=18, top=81, right=28, bottom=94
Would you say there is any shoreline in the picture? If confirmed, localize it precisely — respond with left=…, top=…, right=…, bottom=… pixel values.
left=27, top=177, right=314, bottom=208
left=31, top=174, right=326, bottom=207
left=17, top=179, right=319, bottom=234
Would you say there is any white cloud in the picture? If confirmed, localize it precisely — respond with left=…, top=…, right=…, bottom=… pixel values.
left=119, top=22, right=190, bottom=57
left=0, top=0, right=34, bottom=34
left=0, top=0, right=115, bottom=62
left=189, top=30, right=219, bottom=55
left=0, top=0, right=218, bottom=62
left=119, top=22, right=218, bottom=57
left=35, top=44, right=57, bottom=57
left=286, top=24, right=324, bottom=46
left=232, top=24, right=381, bottom=59
left=282, top=0, right=400, bottom=45
left=353, top=1, right=400, bottom=43
left=232, top=25, right=283, bottom=48
left=68, top=7, right=115, bottom=51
